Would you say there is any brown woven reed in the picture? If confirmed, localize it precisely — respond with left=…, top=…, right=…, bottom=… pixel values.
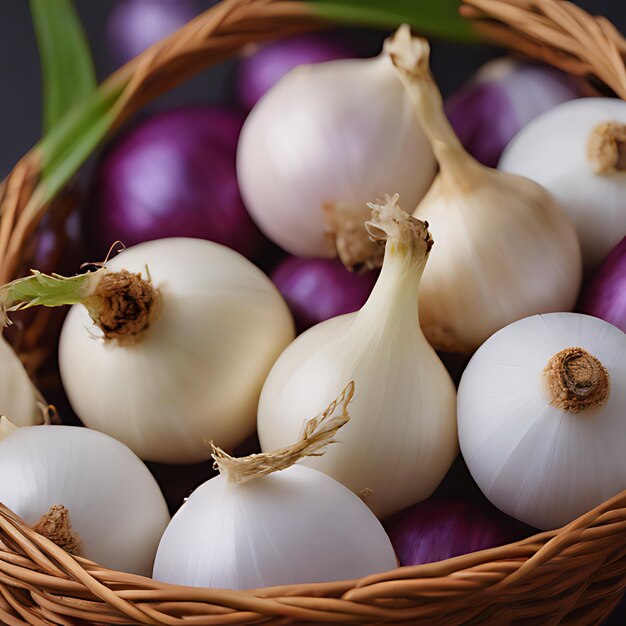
left=1, top=0, right=626, bottom=624
left=0, top=492, right=625, bottom=625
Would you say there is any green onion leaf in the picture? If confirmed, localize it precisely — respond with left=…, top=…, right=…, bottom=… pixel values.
left=29, top=0, right=97, bottom=137
left=307, top=0, right=477, bottom=42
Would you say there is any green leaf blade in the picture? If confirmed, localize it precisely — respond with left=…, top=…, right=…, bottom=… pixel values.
left=30, top=0, right=97, bottom=136
left=307, top=0, right=478, bottom=42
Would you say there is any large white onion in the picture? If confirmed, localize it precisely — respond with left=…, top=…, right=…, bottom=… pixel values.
left=0, top=424, right=169, bottom=575
left=153, top=465, right=397, bottom=589
left=237, top=50, right=435, bottom=269
left=59, top=238, right=294, bottom=463
left=458, top=313, right=626, bottom=530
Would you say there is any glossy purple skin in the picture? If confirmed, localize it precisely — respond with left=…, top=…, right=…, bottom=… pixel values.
left=271, top=257, right=377, bottom=333
left=86, top=106, right=262, bottom=259
left=236, top=34, right=356, bottom=111
left=106, top=0, right=197, bottom=66
left=385, top=499, right=523, bottom=566
left=446, top=60, right=583, bottom=168
left=581, top=237, right=626, bottom=332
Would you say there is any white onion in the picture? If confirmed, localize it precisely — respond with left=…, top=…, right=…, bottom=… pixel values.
left=387, top=26, right=582, bottom=353
left=458, top=313, right=626, bottom=530
left=154, top=386, right=397, bottom=589
left=237, top=49, right=435, bottom=269
left=153, top=465, right=397, bottom=589
left=500, top=97, right=626, bottom=270
left=0, top=424, right=169, bottom=575
left=257, top=195, right=458, bottom=519
left=57, top=238, right=294, bottom=463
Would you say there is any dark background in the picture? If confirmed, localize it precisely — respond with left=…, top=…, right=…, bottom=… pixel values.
left=0, top=0, right=625, bottom=178
left=1, top=1, right=626, bottom=623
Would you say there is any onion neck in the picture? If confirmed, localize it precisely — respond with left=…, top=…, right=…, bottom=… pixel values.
left=386, top=25, right=486, bottom=193
left=357, top=194, right=430, bottom=330
left=32, top=505, right=81, bottom=555
left=544, top=347, right=610, bottom=413
left=587, top=121, right=626, bottom=174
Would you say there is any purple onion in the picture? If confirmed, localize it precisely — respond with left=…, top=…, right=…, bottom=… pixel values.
left=385, top=499, right=529, bottom=566
left=446, top=58, right=586, bottom=168
left=271, top=257, right=377, bottom=333
left=236, top=34, right=356, bottom=110
left=106, top=0, right=197, bottom=66
left=581, top=237, right=626, bottom=332
left=85, top=106, right=263, bottom=260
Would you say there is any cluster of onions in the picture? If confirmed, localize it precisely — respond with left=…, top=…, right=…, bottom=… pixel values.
left=1, top=237, right=294, bottom=463
left=237, top=38, right=436, bottom=269
left=1, top=15, right=625, bottom=596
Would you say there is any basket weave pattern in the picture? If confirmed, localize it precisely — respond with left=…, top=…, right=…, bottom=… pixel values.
left=0, top=494, right=625, bottom=625
left=0, top=0, right=625, bottom=624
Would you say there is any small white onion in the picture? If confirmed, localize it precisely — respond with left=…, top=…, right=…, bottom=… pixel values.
left=153, top=464, right=397, bottom=590
left=0, top=336, right=41, bottom=426
left=500, top=97, right=626, bottom=270
left=237, top=50, right=435, bottom=268
left=458, top=313, right=626, bottom=530
left=59, top=238, right=294, bottom=463
left=0, top=424, right=169, bottom=575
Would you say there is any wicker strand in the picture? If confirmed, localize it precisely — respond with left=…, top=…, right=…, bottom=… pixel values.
left=0, top=496, right=623, bottom=624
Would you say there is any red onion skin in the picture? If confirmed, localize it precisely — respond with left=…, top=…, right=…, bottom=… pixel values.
left=385, top=499, right=530, bottom=567
left=236, top=34, right=357, bottom=111
left=581, top=237, right=626, bottom=332
left=106, top=0, right=197, bottom=66
left=271, top=257, right=377, bottom=333
left=446, top=59, right=585, bottom=168
left=85, top=106, right=264, bottom=260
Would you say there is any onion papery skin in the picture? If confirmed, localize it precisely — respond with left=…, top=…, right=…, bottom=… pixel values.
left=59, top=238, right=294, bottom=464
left=385, top=498, right=530, bottom=566
left=106, top=0, right=197, bottom=66
left=0, top=425, right=169, bottom=575
left=499, top=98, right=626, bottom=271
left=458, top=312, right=626, bottom=530
left=271, top=256, right=377, bottom=333
left=153, top=465, right=397, bottom=590
left=236, top=34, right=357, bottom=111
left=237, top=54, right=435, bottom=260
left=414, top=168, right=582, bottom=353
left=581, top=237, right=626, bottom=332
left=85, top=107, right=263, bottom=261
left=446, top=58, right=584, bottom=168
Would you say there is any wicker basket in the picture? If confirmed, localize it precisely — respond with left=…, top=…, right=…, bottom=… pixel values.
left=1, top=0, right=625, bottom=624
